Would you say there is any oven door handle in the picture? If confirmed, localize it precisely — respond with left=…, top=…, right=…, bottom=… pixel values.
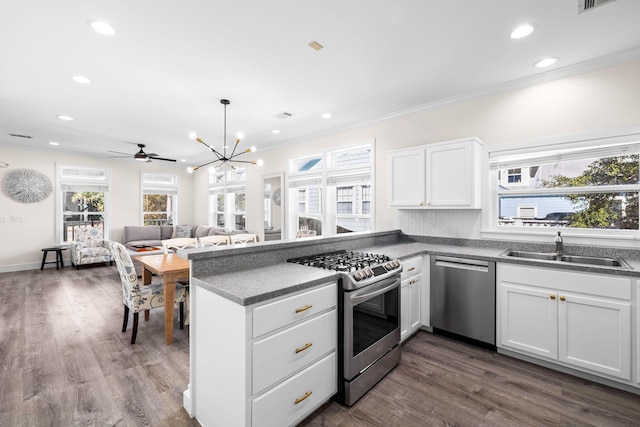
left=349, top=276, right=400, bottom=304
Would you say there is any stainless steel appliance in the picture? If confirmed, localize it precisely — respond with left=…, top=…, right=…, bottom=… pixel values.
left=430, top=256, right=496, bottom=347
left=288, top=250, right=402, bottom=406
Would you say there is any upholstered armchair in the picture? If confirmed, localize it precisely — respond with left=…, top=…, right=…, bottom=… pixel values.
left=70, top=226, right=113, bottom=269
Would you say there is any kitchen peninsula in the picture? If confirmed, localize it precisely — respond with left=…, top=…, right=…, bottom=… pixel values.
left=180, top=230, right=640, bottom=426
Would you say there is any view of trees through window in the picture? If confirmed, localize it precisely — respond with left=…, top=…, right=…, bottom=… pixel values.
left=498, top=152, right=640, bottom=230
left=143, top=193, right=174, bottom=225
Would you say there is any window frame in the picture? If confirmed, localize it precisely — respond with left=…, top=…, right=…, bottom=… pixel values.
left=481, top=128, right=640, bottom=246
left=140, top=172, right=179, bottom=226
left=287, top=140, right=375, bottom=238
left=208, top=168, right=247, bottom=230
left=56, top=164, right=111, bottom=244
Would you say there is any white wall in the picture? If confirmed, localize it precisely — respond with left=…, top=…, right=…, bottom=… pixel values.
left=244, top=59, right=640, bottom=238
left=0, top=148, right=194, bottom=271
left=3, top=59, right=640, bottom=270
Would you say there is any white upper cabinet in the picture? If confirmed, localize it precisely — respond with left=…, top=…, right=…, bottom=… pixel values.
left=388, top=137, right=482, bottom=209
left=389, top=147, right=426, bottom=207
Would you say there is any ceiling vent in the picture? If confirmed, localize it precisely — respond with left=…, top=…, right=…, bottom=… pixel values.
left=8, top=133, right=32, bottom=139
left=578, top=0, right=617, bottom=13
left=272, top=111, right=294, bottom=120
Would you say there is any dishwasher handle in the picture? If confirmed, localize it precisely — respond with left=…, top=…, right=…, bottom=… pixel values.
left=433, top=256, right=489, bottom=273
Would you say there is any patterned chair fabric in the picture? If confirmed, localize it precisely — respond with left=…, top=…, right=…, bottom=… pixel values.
left=109, top=241, right=186, bottom=344
left=70, top=226, right=114, bottom=269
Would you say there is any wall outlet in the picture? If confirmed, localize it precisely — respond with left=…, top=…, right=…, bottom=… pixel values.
left=0, top=215, right=6, bottom=222
left=11, top=215, right=24, bottom=222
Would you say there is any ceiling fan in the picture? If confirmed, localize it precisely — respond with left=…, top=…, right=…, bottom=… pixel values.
left=108, top=144, right=177, bottom=163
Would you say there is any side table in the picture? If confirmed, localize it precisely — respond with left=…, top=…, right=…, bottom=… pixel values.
left=41, top=247, right=68, bottom=270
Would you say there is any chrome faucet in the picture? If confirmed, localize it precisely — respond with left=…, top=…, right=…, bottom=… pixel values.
left=554, top=231, right=563, bottom=256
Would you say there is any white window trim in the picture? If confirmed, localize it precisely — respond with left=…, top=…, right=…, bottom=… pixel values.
left=481, top=125, right=640, bottom=248
left=287, top=139, right=375, bottom=239
left=55, top=163, right=111, bottom=244
left=140, top=172, right=179, bottom=226
left=208, top=169, right=247, bottom=230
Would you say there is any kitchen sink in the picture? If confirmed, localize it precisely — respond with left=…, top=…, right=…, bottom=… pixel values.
left=502, top=250, right=630, bottom=268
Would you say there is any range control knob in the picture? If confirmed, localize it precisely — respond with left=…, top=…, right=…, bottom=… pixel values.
left=365, top=268, right=373, bottom=277
left=354, top=271, right=364, bottom=281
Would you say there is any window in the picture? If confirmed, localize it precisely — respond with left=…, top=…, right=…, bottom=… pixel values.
left=56, top=165, right=110, bottom=244
left=489, top=137, right=640, bottom=231
left=288, top=142, right=374, bottom=237
left=208, top=168, right=247, bottom=230
left=141, top=173, right=178, bottom=226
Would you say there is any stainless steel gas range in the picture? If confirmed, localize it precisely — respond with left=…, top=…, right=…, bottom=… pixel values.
left=288, top=250, right=403, bottom=406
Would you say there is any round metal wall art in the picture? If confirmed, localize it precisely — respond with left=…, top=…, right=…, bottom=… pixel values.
left=2, top=168, right=53, bottom=203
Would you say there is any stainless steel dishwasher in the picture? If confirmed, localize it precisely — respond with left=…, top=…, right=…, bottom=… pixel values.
left=430, top=256, right=496, bottom=346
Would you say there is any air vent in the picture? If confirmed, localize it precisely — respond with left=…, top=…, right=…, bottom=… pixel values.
left=578, top=0, right=617, bottom=13
left=272, top=111, right=294, bottom=120
left=8, top=133, right=32, bottom=139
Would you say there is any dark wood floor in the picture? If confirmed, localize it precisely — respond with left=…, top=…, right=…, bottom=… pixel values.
left=2, top=266, right=639, bottom=427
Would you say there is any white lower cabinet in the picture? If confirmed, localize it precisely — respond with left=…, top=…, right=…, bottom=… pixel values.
left=401, top=256, right=423, bottom=341
left=191, top=281, right=337, bottom=427
left=498, top=264, right=632, bottom=382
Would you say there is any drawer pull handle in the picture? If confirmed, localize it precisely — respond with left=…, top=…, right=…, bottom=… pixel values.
left=407, top=267, right=415, bottom=272
left=559, top=295, right=566, bottom=302
left=294, top=391, right=313, bottom=405
left=295, top=342, right=313, bottom=354
left=550, top=294, right=556, bottom=300
left=295, top=304, right=313, bottom=314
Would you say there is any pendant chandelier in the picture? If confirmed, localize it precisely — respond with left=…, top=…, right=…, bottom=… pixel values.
left=187, top=99, right=262, bottom=173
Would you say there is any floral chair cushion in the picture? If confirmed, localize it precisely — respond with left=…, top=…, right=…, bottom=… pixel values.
left=109, top=242, right=186, bottom=313
left=70, top=226, right=114, bottom=266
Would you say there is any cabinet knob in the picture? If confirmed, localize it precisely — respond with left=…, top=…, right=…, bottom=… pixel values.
left=427, top=201, right=431, bottom=206
left=559, top=295, right=566, bottom=302
left=550, top=294, right=556, bottom=300
left=419, top=202, right=424, bottom=206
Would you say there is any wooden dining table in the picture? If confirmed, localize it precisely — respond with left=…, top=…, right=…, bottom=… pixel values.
left=134, top=253, right=190, bottom=345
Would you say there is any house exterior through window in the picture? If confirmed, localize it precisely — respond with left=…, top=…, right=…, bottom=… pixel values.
left=141, top=173, right=178, bottom=226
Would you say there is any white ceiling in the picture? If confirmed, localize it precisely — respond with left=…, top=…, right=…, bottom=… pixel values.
left=2, top=0, right=640, bottom=167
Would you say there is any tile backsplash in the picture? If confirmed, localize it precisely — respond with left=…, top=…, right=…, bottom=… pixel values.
left=398, top=209, right=482, bottom=239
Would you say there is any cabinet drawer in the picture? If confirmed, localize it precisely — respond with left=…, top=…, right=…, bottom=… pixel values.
left=252, top=352, right=337, bottom=427
left=253, top=310, right=336, bottom=395
left=401, top=256, right=422, bottom=278
left=253, top=282, right=336, bottom=338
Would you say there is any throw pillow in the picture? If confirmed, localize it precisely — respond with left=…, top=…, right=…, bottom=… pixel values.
left=172, top=225, right=192, bottom=238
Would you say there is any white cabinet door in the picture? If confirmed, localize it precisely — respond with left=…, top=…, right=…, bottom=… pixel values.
left=389, top=148, right=425, bottom=207
left=400, top=278, right=410, bottom=341
left=401, top=274, right=422, bottom=342
left=558, top=293, right=631, bottom=380
left=409, top=274, right=422, bottom=333
left=499, top=283, right=558, bottom=360
left=425, top=141, right=476, bottom=208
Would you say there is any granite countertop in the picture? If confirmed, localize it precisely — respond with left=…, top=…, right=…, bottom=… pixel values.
left=189, top=231, right=640, bottom=306
left=192, top=262, right=340, bottom=306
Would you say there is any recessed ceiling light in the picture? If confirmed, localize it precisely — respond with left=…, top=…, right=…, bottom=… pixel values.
left=72, top=75, right=91, bottom=84
left=271, top=129, right=280, bottom=134
left=91, top=21, right=115, bottom=36
left=321, top=113, right=332, bottom=119
left=49, top=142, right=60, bottom=146
left=180, top=159, right=187, bottom=162
left=534, top=57, right=558, bottom=68
left=57, top=115, right=74, bottom=121
left=511, top=24, right=535, bottom=39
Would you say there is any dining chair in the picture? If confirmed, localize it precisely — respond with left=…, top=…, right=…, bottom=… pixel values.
left=161, top=237, right=198, bottom=254
left=230, top=233, right=257, bottom=244
left=109, top=241, right=186, bottom=344
left=198, top=235, right=230, bottom=247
